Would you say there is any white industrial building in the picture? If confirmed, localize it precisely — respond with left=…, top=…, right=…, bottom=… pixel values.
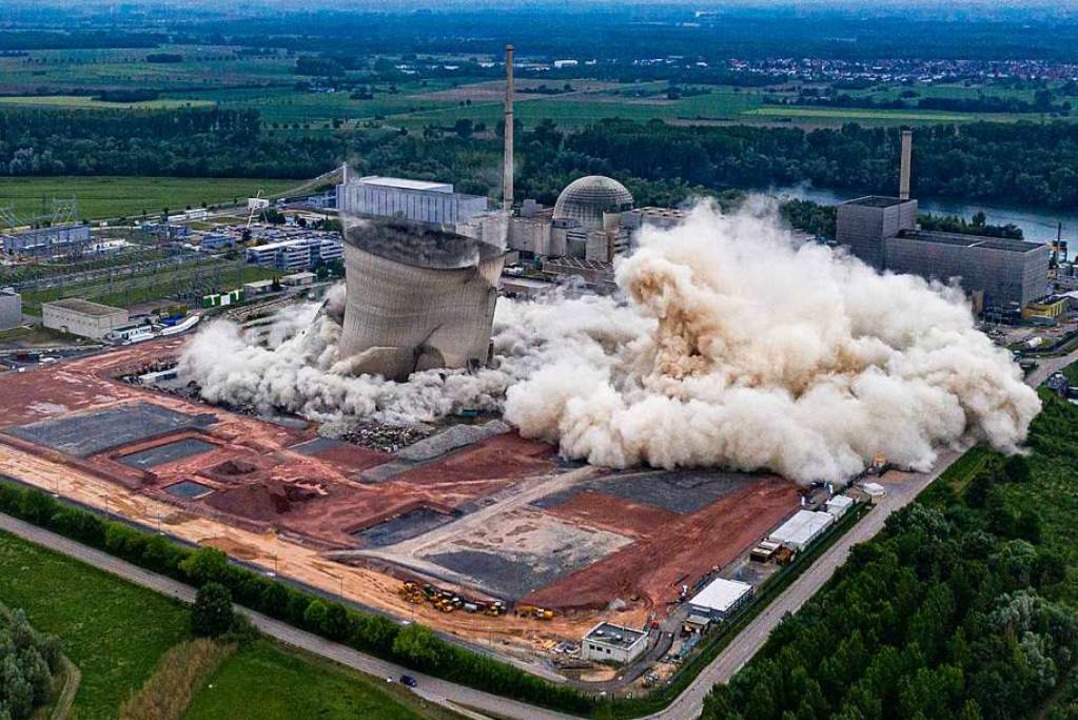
left=687, top=578, right=754, bottom=621
left=2, top=225, right=91, bottom=257
left=337, top=175, right=489, bottom=226
left=581, top=622, right=648, bottom=665
left=245, top=237, right=342, bottom=272
left=0, top=287, right=22, bottom=330
left=825, top=494, right=856, bottom=518
left=768, top=510, right=835, bottom=552
left=42, top=298, right=129, bottom=339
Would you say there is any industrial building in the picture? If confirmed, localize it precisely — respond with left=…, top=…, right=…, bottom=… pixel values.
left=337, top=218, right=505, bottom=380
left=245, top=237, right=342, bottom=272
left=0, top=288, right=22, bottom=331
left=835, top=130, right=1050, bottom=311
left=2, top=225, right=91, bottom=257
left=42, top=298, right=129, bottom=339
left=824, top=494, right=856, bottom=518
left=336, top=175, right=489, bottom=227
left=581, top=623, right=648, bottom=665
left=687, top=578, right=754, bottom=621
left=768, top=510, right=835, bottom=552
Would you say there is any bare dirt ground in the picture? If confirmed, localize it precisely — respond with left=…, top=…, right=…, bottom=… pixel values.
left=0, top=340, right=801, bottom=666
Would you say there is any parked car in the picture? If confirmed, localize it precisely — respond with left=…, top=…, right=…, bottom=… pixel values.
left=400, top=675, right=418, bottom=688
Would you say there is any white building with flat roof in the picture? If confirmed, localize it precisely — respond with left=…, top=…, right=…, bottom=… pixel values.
left=337, top=175, right=488, bottom=226
left=42, top=298, right=129, bottom=339
left=687, top=578, right=754, bottom=621
left=768, top=510, right=835, bottom=552
left=0, top=287, right=22, bottom=331
left=581, top=623, right=648, bottom=665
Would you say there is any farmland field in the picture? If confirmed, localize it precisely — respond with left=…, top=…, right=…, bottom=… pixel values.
left=0, top=176, right=301, bottom=221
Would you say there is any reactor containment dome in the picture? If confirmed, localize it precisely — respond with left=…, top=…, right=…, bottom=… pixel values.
left=338, top=218, right=506, bottom=381
left=553, top=175, right=634, bottom=231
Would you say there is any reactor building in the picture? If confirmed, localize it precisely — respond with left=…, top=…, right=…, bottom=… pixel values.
left=337, top=218, right=505, bottom=381
left=836, top=130, right=1050, bottom=313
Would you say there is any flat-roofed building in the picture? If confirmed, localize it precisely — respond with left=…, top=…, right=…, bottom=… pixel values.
left=885, top=231, right=1050, bottom=308
left=836, top=195, right=918, bottom=270
left=581, top=622, right=648, bottom=665
left=687, top=578, right=754, bottom=621
left=42, top=298, right=129, bottom=339
left=769, top=510, right=835, bottom=552
left=337, top=175, right=488, bottom=226
left=2, top=225, right=92, bottom=257
left=0, top=287, right=22, bottom=331
left=837, top=195, right=1050, bottom=309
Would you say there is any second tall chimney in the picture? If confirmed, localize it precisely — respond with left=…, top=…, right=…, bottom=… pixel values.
left=503, top=44, right=514, bottom=211
left=899, top=129, right=912, bottom=201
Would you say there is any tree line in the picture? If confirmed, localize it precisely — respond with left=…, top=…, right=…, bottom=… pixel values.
left=4, top=106, right=1078, bottom=212
left=0, top=482, right=594, bottom=715
left=702, top=392, right=1078, bottom=720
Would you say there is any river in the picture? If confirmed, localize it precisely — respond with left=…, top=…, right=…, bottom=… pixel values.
left=771, top=186, right=1078, bottom=243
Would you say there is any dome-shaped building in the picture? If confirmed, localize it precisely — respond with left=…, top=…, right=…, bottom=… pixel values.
left=553, top=176, right=634, bottom=231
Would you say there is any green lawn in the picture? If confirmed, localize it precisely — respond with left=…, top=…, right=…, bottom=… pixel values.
left=0, top=530, right=458, bottom=720
left=0, top=176, right=300, bottom=221
left=184, top=640, right=458, bottom=720
left=0, top=530, right=190, bottom=720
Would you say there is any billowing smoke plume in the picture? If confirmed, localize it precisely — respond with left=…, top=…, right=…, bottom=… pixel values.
left=179, top=203, right=1040, bottom=482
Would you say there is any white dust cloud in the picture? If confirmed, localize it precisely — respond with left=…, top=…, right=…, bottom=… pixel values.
left=178, top=202, right=1040, bottom=483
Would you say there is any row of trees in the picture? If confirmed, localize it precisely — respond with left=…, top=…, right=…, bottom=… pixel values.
left=0, top=609, right=62, bottom=720
left=0, top=107, right=341, bottom=178
left=0, top=483, right=593, bottom=715
left=702, top=395, right=1078, bottom=720
left=4, top=105, right=1078, bottom=209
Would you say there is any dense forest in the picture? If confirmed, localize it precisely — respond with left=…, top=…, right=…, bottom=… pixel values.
left=0, top=107, right=341, bottom=178
left=3, top=107, right=1078, bottom=211
left=702, top=392, right=1078, bottom=720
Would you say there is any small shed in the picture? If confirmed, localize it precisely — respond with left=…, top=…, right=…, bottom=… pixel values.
left=581, top=623, right=648, bottom=665
left=687, top=578, right=754, bottom=621
left=825, top=494, right=855, bottom=518
left=862, top=482, right=887, bottom=502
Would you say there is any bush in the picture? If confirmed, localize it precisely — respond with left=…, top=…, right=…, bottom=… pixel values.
left=0, top=609, right=62, bottom=720
left=191, top=583, right=234, bottom=639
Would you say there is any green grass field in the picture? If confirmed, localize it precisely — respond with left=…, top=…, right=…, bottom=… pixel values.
left=0, top=530, right=456, bottom=720
left=0, top=176, right=300, bottom=221
left=183, top=640, right=458, bottom=720
left=744, top=105, right=975, bottom=122
left=0, top=530, right=191, bottom=719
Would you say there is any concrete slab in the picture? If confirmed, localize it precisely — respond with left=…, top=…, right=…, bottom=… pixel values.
left=8, top=402, right=216, bottom=458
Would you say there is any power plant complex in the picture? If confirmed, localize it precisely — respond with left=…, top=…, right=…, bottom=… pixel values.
left=836, top=130, right=1051, bottom=313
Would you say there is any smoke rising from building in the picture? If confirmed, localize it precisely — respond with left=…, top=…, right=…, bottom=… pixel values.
left=178, top=203, right=1039, bottom=483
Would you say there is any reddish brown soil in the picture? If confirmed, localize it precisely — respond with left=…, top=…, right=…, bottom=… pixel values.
left=392, top=432, right=555, bottom=488
left=310, top=443, right=391, bottom=472
left=546, top=490, right=681, bottom=540
left=523, top=476, right=798, bottom=611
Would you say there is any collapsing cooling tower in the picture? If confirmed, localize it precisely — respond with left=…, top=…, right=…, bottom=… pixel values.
left=338, top=218, right=505, bottom=381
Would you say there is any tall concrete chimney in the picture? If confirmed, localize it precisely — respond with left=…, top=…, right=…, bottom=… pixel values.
left=899, top=129, right=912, bottom=201
left=503, top=45, right=515, bottom=212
